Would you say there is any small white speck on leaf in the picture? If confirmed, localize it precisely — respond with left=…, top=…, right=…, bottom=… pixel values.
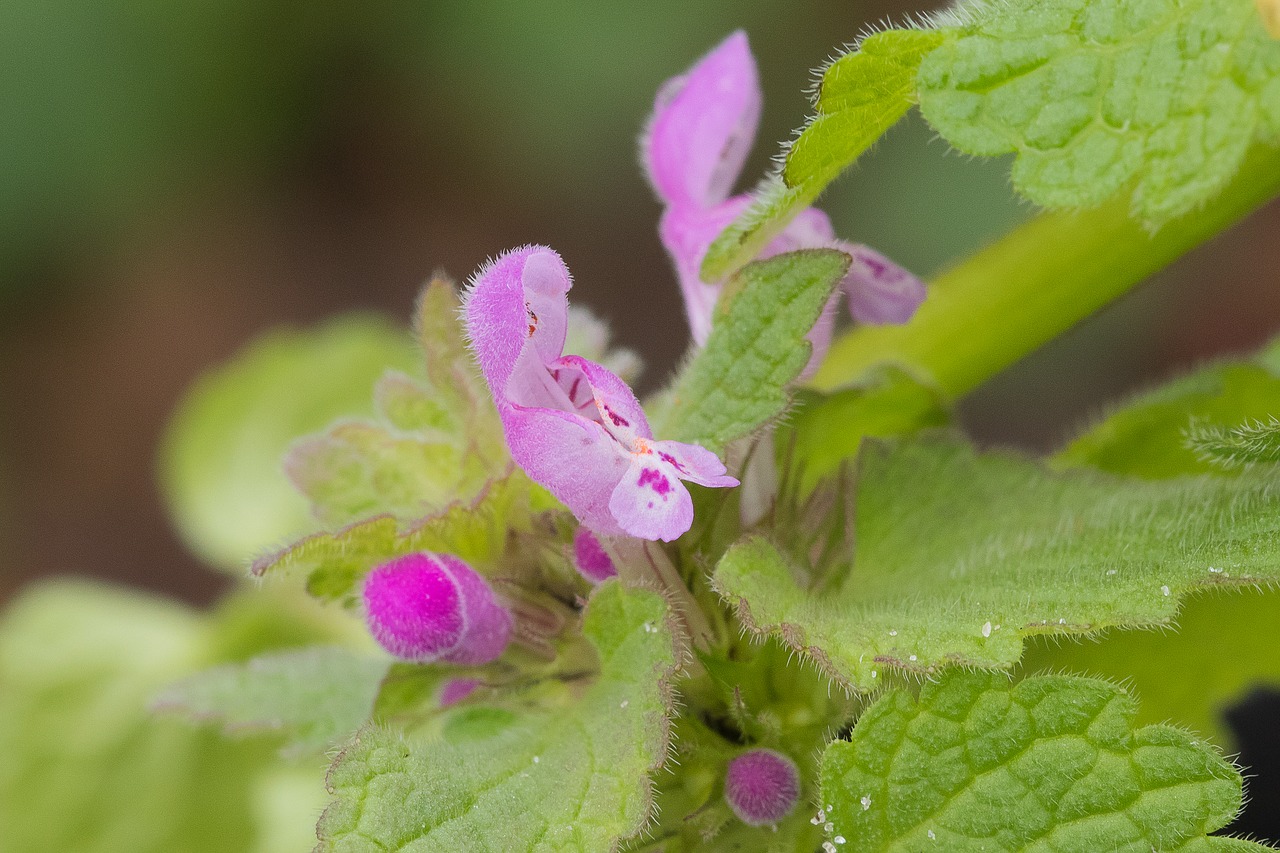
left=532, top=756, right=540, bottom=764
left=889, top=629, right=897, bottom=636
left=1106, top=569, right=1117, bottom=576
left=908, top=654, right=917, bottom=661
left=823, top=843, right=837, bottom=853
left=834, top=836, right=846, bottom=845
left=1161, top=585, right=1171, bottom=596
left=860, top=795, right=871, bottom=811
left=928, top=829, right=936, bottom=840
left=620, top=700, right=629, bottom=709
left=981, top=621, right=992, bottom=638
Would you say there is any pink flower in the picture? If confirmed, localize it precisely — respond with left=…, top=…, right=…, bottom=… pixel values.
left=572, top=527, right=617, bottom=583
left=642, top=31, right=926, bottom=349
left=724, top=748, right=801, bottom=826
left=464, top=246, right=738, bottom=542
left=362, top=552, right=511, bottom=664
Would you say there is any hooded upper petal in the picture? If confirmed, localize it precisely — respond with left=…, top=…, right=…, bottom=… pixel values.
left=642, top=31, right=760, bottom=210
left=465, top=245, right=738, bottom=541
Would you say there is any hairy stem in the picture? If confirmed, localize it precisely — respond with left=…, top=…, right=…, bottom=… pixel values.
left=810, top=143, right=1280, bottom=398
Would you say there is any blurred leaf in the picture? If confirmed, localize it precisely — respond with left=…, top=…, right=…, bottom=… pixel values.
left=282, top=279, right=510, bottom=531
left=317, top=582, right=677, bottom=851
left=1024, top=590, right=1280, bottom=747
left=1058, top=361, right=1280, bottom=478
left=0, top=581, right=327, bottom=852
left=159, top=314, right=417, bottom=572
left=917, top=0, right=1280, bottom=226
left=660, top=250, right=849, bottom=454
left=1186, top=417, right=1280, bottom=469
left=716, top=434, right=1280, bottom=692
left=821, top=670, right=1268, bottom=852
left=779, top=369, right=949, bottom=497
left=154, top=646, right=388, bottom=757
left=252, top=471, right=527, bottom=605
left=702, top=29, right=946, bottom=280
left=285, top=422, right=472, bottom=529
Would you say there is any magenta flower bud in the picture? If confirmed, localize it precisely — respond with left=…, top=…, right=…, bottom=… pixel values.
left=362, top=552, right=511, bottom=664
left=438, top=677, right=482, bottom=707
left=572, top=528, right=617, bottom=583
left=724, top=748, right=801, bottom=826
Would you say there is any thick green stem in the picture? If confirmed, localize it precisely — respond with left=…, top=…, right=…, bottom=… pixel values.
left=810, top=143, right=1280, bottom=398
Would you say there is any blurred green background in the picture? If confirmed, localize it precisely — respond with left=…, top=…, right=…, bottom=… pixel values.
left=3, top=3, right=1280, bottom=850
left=0, top=0, right=1278, bottom=607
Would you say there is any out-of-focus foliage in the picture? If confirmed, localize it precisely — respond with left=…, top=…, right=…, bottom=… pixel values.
left=0, top=580, right=359, bottom=852
left=158, top=315, right=417, bottom=572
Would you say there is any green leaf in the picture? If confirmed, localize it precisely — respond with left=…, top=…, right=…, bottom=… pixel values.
left=779, top=368, right=950, bottom=497
left=715, top=434, right=1280, bottom=692
left=1058, top=360, right=1280, bottom=477
left=659, top=250, right=850, bottom=453
left=252, top=471, right=527, bottom=605
left=820, top=670, right=1272, bottom=852
left=317, top=581, right=677, bottom=852
left=285, top=421, right=474, bottom=529
left=159, top=314, right=418, bottom=571
left=1187, top=417, right=1280, bottom=468
left=918, top=0, right=1280, bottom=226
left=1025, top=588, right=1280, bottom=747
left=0, top=581, right=327, bottom=852
left=154, top=646, right=388, bottom=756
left=701, top=29, right=946, bottom=281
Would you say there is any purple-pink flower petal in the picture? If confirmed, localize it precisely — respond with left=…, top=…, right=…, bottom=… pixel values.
left=644, top=33, right=926, bottom=350
left=642, top=30, right=760, bottom=210
left=838, top=242, right=928, bottom=325
left=724, top=748, right=801, bottom=826
left=465, top=245, right=737, bottom=541
left=572, top=527, right=617, bottom=582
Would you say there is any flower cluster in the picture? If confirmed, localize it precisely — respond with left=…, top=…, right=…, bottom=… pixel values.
left=353, top=34, right=927, bottom=805
left=642, top=31, right=925, bottom=354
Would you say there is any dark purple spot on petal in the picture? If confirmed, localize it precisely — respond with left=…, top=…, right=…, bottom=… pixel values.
left=604, top=405, right=630, bottom=428
left=637, top=467, right=672, bottom=496
left=658, top=451, right=687, bottom=473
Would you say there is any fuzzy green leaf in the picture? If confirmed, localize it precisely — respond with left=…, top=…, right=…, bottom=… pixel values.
left=317, top=582, right=677, bottom=852
left=715, top=434, right=1280, bottom=692
left=1024, top=589, right=1280, bottom=747
left=1058, top=357, right=1280, bottom=477
left=285, top=421, right=475, bottom=529
left=159, top=315, right=418, bottom=571
left=252, top=471, right=527, bottom=605
left=779, top=369, right=950, bottom=497
left=0, top=581, right=333, bottom=853
left=154, top=647, right=387, bottom=756
left=1187, top=417, right=1280, bottom=468
left=660, top=250, right=850, bottom=453
left=702, top=30, right=945, bottom=280
left=820, top=670, right=1272, bottom=852
left=918, top=0, right=1280, bottom=226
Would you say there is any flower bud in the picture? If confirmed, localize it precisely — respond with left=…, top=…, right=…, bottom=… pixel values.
left=572, top=528, right=617, bottom=583
left=724, top=748, right=801, bottom=826
left=438, top=677, right=482, bottom=707
left=362, top=552, right=511, bottom=664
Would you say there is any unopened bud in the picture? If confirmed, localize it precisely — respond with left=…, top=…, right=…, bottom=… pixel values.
left=438, top=677, right=482, bottom=707
left=362, top=552, right=510, bottom=664
left=724, top=748, right=801, bottom=826
left=572, top=528, right=617, bottom=583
